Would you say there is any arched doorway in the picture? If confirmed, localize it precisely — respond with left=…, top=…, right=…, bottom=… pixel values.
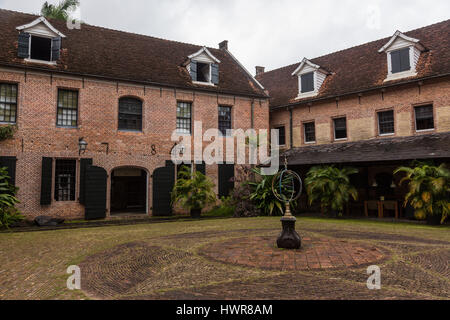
left=111, top=167, right=147, bottom=215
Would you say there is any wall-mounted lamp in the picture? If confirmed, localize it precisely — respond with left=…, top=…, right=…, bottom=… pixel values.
left=372, top=181, right=378, bottom=187
left=390, top=181, right=396, bottom=188
left=78, top=137, right=88, bottom=155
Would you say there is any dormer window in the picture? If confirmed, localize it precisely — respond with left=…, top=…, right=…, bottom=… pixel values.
left=301, top=72, right=314, bottom=93
left=187, top=47, right=220, bottom=86
left=16, top=17, right=65, bottom=64
left=379, top=30, right=425, bottom=82
left=390, top=48, right=411, bottom=73
left=292, top=58, right=328, bottom=99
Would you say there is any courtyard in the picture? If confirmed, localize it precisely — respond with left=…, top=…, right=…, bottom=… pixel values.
left=0, top=217, right=448, bottom=300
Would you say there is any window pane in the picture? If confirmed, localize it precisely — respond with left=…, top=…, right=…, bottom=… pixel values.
left=415, top=105, right=434, bottom=130
left=218, top=106, right=232, bottom=135
left=301, top=72, right=314, bottom=93
left=391, top=48, right=410, bottom=73
left=378, top=110, right=394, bottom=135
left=177, top=102, right=192, bottom=134
left=304, top=122, right=315, bottom=142
left=57, top=89, right=78, bottom=127
left=334, top=118, right=347, bottom=139
left=0, top=83, right=18, bottom=123
left=276, top=126, right=286, bottom=145
left=55, top=160, right=76, bottom=201
left=118, top=98, right=142, bottom=131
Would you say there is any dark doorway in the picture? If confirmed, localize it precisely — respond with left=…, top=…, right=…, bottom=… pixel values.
left=111, top=167, right=147, bottom=214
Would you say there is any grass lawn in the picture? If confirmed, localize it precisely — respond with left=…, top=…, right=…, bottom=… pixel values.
left=0, top=217, right=448, bottom=300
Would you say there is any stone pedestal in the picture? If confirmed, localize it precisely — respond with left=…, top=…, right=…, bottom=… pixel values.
left=277, top=217, right=301, bottom=249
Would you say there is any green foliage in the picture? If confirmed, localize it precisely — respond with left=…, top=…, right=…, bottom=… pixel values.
left=247, top=167, right=284, bottom=216
left=207, top=196, right=235, bottom=217
left=0, top=125, right=16, bottom=141
left=171, top=166, right=216, bottom=211
left=394, top=162, right=450, bottom=224
left=0, top=167, right=22, bottom=228
left=305, top=166, right=358, bottom=216
left=41, top=0, right=80, bottom=21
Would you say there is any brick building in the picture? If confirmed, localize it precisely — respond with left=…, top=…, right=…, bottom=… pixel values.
left=256, top=20, right=450, bottom=218
left=0, top=10, right=269, bottom=220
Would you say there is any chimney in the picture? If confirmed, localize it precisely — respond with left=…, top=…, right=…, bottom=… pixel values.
left=255, top=66, right=265, bottom=76
left=219, top=40, right=228, bottom=50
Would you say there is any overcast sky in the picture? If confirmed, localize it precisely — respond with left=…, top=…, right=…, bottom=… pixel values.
left=1, top=0, right=449, bottom=74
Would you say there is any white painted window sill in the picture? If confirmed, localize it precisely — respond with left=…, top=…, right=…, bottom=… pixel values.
left=295, top=91, right=319, bottom=100
left=192, top=81, right=216, bottom=87
left=25, top=58, right=57, bottom=66
left=384, top=70, right=417, bottom=82
left=415, top=128, right=435, bottom=133
left=334, top=138, right=347, bottom=142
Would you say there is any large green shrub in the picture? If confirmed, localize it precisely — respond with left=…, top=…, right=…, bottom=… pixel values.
left=171, top=165, right=216, bottom=217
left=247, top=167, right=284, bottom=216
left=0, top=125, right=16, bottom=141
left=395, top=162, right=449, bottom=224
left=0, top=167, right=22, bottom=228
left=305, top=166, right=358, bottom=216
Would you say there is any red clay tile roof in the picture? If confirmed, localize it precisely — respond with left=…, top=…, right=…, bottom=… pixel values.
left=0, top=9, right=266, bottom=98
left=256, top=19, right=450, bottom=109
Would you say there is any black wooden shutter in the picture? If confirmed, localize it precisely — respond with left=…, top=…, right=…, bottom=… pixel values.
left=51, top=37, right=61, bottom=61
left=399, top=48, right=410, bottom=72
left=196, top=162, right=206, bottom=175
left=84, top=165, right=107, bottom=220
left=391, top=50, right=401, bottom=73
left=301, top=72, right=314, bottom=93
left=211, top=63, right=219, bottom=84
left=152, top=165, right=175, bottom=216
left=218, top=164, right=235, bottom=198
left=18, top=32, right=30, bottom=58
left=0, top=156, right=17, bottom=186
left=79, top=158, right=93, bottom=205
left=190, top=61, right=197, bottom=81
left=40, top=157, right=53, bottom=205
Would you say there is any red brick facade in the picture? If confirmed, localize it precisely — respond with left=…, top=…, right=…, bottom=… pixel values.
left=0, top=67, right=269, bottom=220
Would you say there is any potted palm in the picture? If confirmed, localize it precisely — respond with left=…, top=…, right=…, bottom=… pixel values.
left=395, top=162, right=449, bottom=225
left=305, top=166, right=358, bottom=217
left=171, top=165, right=216, bottom=218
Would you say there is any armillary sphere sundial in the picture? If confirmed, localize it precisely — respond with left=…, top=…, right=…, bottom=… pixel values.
left=272, top=156, right=303, bottom=249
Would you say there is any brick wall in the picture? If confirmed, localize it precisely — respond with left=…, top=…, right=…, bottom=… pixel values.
left=0, top=67, right=269, bottom=220
left=270, top=77, right=450, bottom=147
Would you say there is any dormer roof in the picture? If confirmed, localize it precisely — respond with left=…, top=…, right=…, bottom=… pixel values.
left=188, top=46, right=221, bottom=64
left=291, top=58, right=322, bottom=76
left=16, top=16, right=66, bottom=38
left=378, top=30, right=424, bottom=53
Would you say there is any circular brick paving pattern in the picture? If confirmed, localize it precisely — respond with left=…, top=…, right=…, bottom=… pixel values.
left=200, top=236, right=385, bottom=270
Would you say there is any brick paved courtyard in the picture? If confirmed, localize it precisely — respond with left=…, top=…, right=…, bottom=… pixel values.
left=0, top=217, right=448, bottom=300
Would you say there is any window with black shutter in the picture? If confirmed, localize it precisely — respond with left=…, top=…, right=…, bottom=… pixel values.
left=218, top=106, right=232, bottom=136
left=30, top=36, right=52, bottom=61
left=391, top=48, right=410, bottom=73
left=415, top=105, right=434, bottom=131
left=57, top=89, right=78, bottom=127
left=177, top=102, right=192, bottom=134
left=301, top=72, right=314, bottom=93
left=0, top=83, right=18, bottom=124
left=334, top=117, right=347, bottom=140
left=378, top=110, right=395, bottom=135
left=55, top=160, right=76, bottom=201
left=304, top=122, right=316, bottom=143
left=118, top=98, right=142, bottom=131
left=275, top=126, right=286, bottom=146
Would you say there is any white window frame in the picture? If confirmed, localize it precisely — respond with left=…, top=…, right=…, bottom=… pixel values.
left=333, top=117, right=348, bottom=141
left=377, top=110, right=395, bottom=136
left=303, top=122, right=316, bottom=144
left=25, top=34, right=57, bottom=65
left=414, top=105, right=435, bottom=133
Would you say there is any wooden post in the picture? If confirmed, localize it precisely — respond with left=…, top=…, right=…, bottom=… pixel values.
left=364, top=201, right=368, bottom=217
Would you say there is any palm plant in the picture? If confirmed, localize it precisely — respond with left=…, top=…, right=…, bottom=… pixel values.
left=171, top=166, right=216, bottom=218
left=247, top=167, right=287, bottom=216
left=41, top=0, right=80, bottom=21
left=0, top=167, right=22, bottom=228
left=305, top=166, right=358, bottom=216
left=394, top=162, right=449, bottom=224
